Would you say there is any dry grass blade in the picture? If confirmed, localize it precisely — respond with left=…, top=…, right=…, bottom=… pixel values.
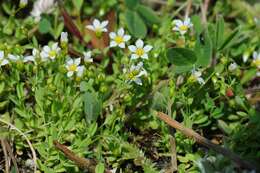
left=1, top=139, right=10, bottom=173
left=156, top=111, right=258, bottom=171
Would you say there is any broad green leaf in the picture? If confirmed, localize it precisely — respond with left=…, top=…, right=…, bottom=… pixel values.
left=173, top=65, right=193, bottom=73
left=194, top=31, right=213, bottom=67
left=124, top=0, right=139, bottom=9
left=125, top=10, right=147, bottom=38
left=241, top=68, right=257, bottom=84
left=136, top=5, right=160, bottom=25
left=83, top=91, right=102, bottom=124
left=39, top=18, right=52, bottom=34
left=167, top=48, right=197, bottom=66
left=191, top=15, right=203, bottom=35
left=217, top=120, right=232, bottom=135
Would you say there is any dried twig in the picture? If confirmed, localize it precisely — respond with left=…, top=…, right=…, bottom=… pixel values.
left=53, top=141, right=112, bottom=173
left=185, top=0, right=192, bottom=18
left=156, top=112, right=257, bottom=171
left=3, top=140, right=19, bottom=173
left=1, top=139, right=10, bottom=173
left=169, top=137, right=177, bottom=172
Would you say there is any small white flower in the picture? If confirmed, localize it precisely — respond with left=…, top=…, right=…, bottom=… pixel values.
left=172, top=17, right=193, bottom=35
left=252, top=51, right=260, bottom=69
left=190, top=69, right=205, bottom=85
left=31, top=0, right=56, bottom=22
left=8, top=54, right=19, bottom=62
left=65, top=58, right=81, bottom=77
left=128, top=39, right=153, bottom=60
left=8, top=53, right=36, bottom=63
left=19, top=0, right=28, bottom=7
left=83, top=51, right=93, bottom=63
left=60, top=32, right=68, bottom=43
left=40, top=43, right=61, bottom=61
left=228, top=62, right=238, bottom=72
left=24, top=48, right=39, bottom=63
left=124, top=62, right=147, bottom=85
left=86, top=19, right=108, bottom=34
left=0, top=51, right=9, bottom=66
left=109, top=28, right=131, bottom=48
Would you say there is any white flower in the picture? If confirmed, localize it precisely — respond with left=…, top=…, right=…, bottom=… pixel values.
left=190, top=69, right=205, bottom=85
left=19, top=0, right=28, bottom=7
left=228, top=62, right=238, bottom=72
left=24, top=48, right=39, bottom=63
left=252, top=51, right=260, bottom=69
left=0, top=51, right=9, bottom=66
left=65, top=58, right=81, bottom=77
left=172, top=17, right=193, bottom=35
left=128, top=39, right=153, bottom=60
left=8, top=53, right=36, bottom=63
left=60, top=32, right=68, bottom=43
left=109, top=28, right=131, bottom=48
left=83, top=51, right=93, bottom=63
left=86, top=19, right=108, bottom=34
left=243, top=51, right=250, bottom=63
left=124, top=62, right=147, bottom=85
left=40, top=43, right=61, bottom=61
left=31, top=0, right=56, bottom=22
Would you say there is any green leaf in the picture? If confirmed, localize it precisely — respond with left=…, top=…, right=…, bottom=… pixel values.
left=125, top=10, right=147, bottom=38
left=167, top=48, right=197, bottom=66
left=194, top=31, right=213, bottom=67
left=39, top=18, right=52, bottom=34
left=216, top=16, right=225, bottom=49
left=83, top=91, right=102, bottom=124
left=173, top=65, right=193, bottom=73
left=136, top=5, right=160, bottom=25
left=217, top=120, right=232, bottom=135
left=241, top=68, right=257, bottom=84
left=73, top=0, right=83, bottom=12
left=219, top=27, right=240, bottom=51
left=95, top=163, right=105, bottom=173
left=191, top=15, right=203, bottom=35
left=124, top=0, right=139, bottom=9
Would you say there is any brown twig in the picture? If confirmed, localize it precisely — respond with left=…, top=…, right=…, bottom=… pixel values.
left=53, top=140, right=112, bottom=173
left=156, top=112, right=257, bottom=171
left=185, top=0, right=192, bottom=18
left=201, top=0, right=210, bottom=24
left=169, top=137, right=177, bottom=172
left=2, top=139, right=19, bottom=173
left=1, top=139, right=10, bottom=173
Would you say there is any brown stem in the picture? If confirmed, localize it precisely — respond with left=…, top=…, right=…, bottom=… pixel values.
left=53, top=141, right=112, bottom=173
left=2, top=140, right=19, bottom=173
left=185, top=0, right=192, bottom=18
left=1, top=139, right=10, bottom=173
left=156, top=112, right=257, bottom=171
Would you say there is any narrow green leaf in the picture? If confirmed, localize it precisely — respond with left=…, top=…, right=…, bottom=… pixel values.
left=216, top=16, right=225, bottom=49
left=191, top=15, right=203, bottom=35
left=167, top=48, right=197, bottom=66
left=125, top=10, right=147, bottom=38
left=124, top=0, right=139, bottom=9
left=241, top=68, right=257, bottom=84
left=73, top=0, right=83, bottom=12
left=219, top=27, right=240, bottom=51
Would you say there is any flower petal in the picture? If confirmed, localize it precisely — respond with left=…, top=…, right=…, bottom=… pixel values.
left=93, top=19, right=101, bottom=28
left=128, top=45, right=136, bottom=52
left=117, top=28, right=124, bottom=36
left=131, top=54, right=139, bottom=60
left=101, top=20, right=109, bottom=28
left=109, top=32, right=116, bottom=39
left=136, top=39, right=144, bottom=48
left=143, top=45, right=153, bottom=52
left=118, top=43, right=125, bottom=48
left=123, top=35, right=131, bottom=42
left=75, top=58, right=81, bottom=65
left=141, top=53, right=148, bottom=59
left=67, top=71, right=74, bottom=77
left=110, top=41, right=117, bottom=47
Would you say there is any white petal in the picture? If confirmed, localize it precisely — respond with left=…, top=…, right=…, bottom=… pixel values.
left=67, top=71, right=74, bottom=77
left=173, top=20, right=183, bottom=27
left=131, top=54, right=139, bottom=60
left=180, top=30, right=187, bottom=35
left=1, top=59, right=9, bottom=66
left=141, top=53, right=148, bottom=59
left=24, top=56, right=35, bottom=62
left=109, top=32, right=116, bottom=39
left=117, top=28, right=124, bottom=36
left=197, top=77, right=205, bottom=84
left=66, top=59, right=74, bottom=65
left=134, top=78, right=142, bottom=85
left=123, top=35, right=131, bottom=42
left=83, top=51, right=91, bottom=58
left=43, top=46, right=50, bottom=53
left=118, top=43, right=125, bottom=48
left=136, top=39, right=144, bottom=48
left=0, top=51, right=4, bottom=59
left=184, top=17, right=191, bottom=26
left=77, top=66, right=85, bottom=77
left=128, top=45, right=136, bottom=52
left=101, top=20, right=109, bottom=28
left=172, top=27, right=180, bottom=31
left=93, top=19, right=101, bottom=28
left=102, top=28, right=108, bottom=32
left=143, top=45, right=153, bottom=52
left=8, top=54, right=18, bottom=61
left=75, top=58, right=81, bottom=65
left=86, top=25, right=95, bottom=30
left=109, top=41, right=117, bottom=47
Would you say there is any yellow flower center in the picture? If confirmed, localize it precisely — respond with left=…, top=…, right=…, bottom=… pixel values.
left=115, top=36, right=124, bottom=44
left=136, top=48, right=144, bottom=56
left=49, top=50, right=57, bottom=58
left=128, top=70, right=139, bottom=80
left=179, top=25, right=188, bottom=31
left=253, top=59, right=260, bottom=67
left=68, top=64, right=77, bottom=72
